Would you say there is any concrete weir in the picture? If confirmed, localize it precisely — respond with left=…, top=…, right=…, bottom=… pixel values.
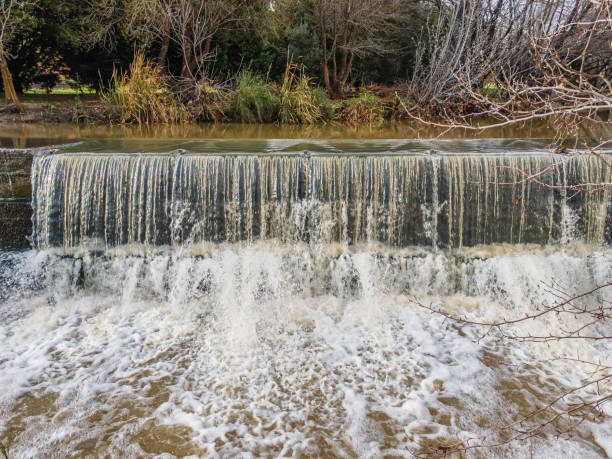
left=0, top=149, right=33, bottom=249
left=31, top=148, right=610, bottom=252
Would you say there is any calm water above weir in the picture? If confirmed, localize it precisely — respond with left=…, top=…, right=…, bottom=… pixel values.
left=0, top=123, right=611, bottom=457
left=1, top=119, right=611, bottom=146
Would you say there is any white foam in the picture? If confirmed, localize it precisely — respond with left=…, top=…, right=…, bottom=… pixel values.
left=0, top=245, right=609, bottom=457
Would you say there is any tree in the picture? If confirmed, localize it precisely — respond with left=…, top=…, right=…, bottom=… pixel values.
left=305, top=0, right=418, bottom=96
left=405, top=0, right=611, bottom=126
left=87, top=0, right=264, bottom=83
left=0, top=0, right=27, bottom=113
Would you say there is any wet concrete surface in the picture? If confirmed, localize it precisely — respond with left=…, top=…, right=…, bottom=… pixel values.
left=1, top=149, right=33, bottom=250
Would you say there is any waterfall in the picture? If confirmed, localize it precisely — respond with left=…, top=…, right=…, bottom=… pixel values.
left=2, top=143, right=611, bottom=457
left=31, top=151, right=611, bottom=251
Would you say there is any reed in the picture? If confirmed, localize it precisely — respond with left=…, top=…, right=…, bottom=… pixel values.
left=278, top=63, right=331, bottom=124
left=103, top=52, right=188, bottom=125
left=225, top=71, right=279, bottom=123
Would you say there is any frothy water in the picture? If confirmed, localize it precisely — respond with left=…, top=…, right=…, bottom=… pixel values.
left=0, top=243, right=611, bottom=457
left=1, top=145, right=611, bottom=457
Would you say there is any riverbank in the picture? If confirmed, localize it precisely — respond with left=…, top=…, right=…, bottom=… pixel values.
left=0, top=88, right=406, bottom=125
left=0, top=96, right=107, bottom=124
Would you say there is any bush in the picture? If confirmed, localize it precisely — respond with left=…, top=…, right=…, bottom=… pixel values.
left=225, top=71, right=279, bottom=123
left=335, top=91, right=387, bottom=124
left=278, top=63, right=331, bottom=124
left=181, top=79, right=229, bottom=122
left=103, top=52, right=188, bottom=124
left=312, top=88, right=335, bottom=120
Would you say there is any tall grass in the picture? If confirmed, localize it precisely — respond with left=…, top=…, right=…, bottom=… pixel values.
left=335, top=91, right=387, bottom=124
left=103, top=52, right=188, bottom=124
left=98, top=56, right=393, bottom=125
left=225, top=71, right=279, bottom=123
left=278, top=63, right=332, bottom=124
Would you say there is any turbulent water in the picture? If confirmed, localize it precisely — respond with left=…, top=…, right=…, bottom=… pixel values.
left=1, top=143, right=611, bottom=458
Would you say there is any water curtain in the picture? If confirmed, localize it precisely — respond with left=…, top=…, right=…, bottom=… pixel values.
left=31, top=151, right=611, bottom=251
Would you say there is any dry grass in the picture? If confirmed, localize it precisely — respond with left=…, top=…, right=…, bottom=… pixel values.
left=278, top=63, right=332, bottom=124
left=334, top=91, right=388, bottom=124
left=103, top=52, right=189, bottom=125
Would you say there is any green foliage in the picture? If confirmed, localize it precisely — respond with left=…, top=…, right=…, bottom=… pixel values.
left=214, top=27, right=281, bottom=80
left=312, top=87, right=335, bottom=119
left=335, top=91, right=387, bottom=124
left=226, top=71, right=279, bottom=123
left=1, top=0, right=131, bottom=93
left=279, top=63, right=330, bottom=124
left=286, top=23, right=323, bottom=78
left=226, top=64, right=333, bottom=124
left=0, top=441, right=8, bottom=459
left=24, top=88, right=96, bottom=95
left=2, top=0, right=424, bottom=103
left=102, top=53, right=188, bottom=125
left=0, top=0, right=432, bottom=124
left=3, top=0, right=59, bottom=92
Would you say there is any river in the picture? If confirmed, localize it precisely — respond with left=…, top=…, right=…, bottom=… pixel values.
left=0, top=122, right=610, bottom=457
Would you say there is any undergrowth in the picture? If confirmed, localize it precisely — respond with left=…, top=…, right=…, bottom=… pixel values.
left=278, top=63, right=332, bottom=124
left=225, top=71, right=279, bottom=123
left=79, top=53, right=410, bottom=125
left=183, top=80, right=228, bottom=122
left=103, top=52, right=188, bottom=124
left=335, top=91, right=388, bottom=124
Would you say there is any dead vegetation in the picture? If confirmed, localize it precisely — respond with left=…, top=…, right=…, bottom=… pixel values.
left=402, top=0, right=612, bottom=135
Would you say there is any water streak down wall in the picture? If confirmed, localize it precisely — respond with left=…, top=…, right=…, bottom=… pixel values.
left=31, top=152, right=611, bottom=250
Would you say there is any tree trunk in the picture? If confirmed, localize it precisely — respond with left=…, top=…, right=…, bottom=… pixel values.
left=0, top=46, right=24, bottom=114
left=340, top=52, right=354, bottom=88
left=157, top=17, right=170, bottom=74
left=180, top=6, right=194, bottom=79
left=204, top=35, right=212, bottom=57
left=321, top=29, right=332, bottom=94
left=181, top=41, right=193, bottom=79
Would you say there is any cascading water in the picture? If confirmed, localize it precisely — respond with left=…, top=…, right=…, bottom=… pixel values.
left=31, top=151, right=611, bottom=250
left=1, top=141, right=611, bottom=458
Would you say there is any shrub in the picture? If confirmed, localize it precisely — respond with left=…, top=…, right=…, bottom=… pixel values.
left=225, top=71, right=279, bottom=123
left=278, top=63, right=331, bottom=124
left=312, top=88, right=335, bottom=120
left=334, top=91, right=387, bottom=124
left=102, top=52, right=188, bottom=124
left=181, top=79, right=229, bottom=122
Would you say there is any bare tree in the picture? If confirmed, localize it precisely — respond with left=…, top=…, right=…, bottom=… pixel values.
left=0, top=0, right=27, bottom=113
left=306, top=0, right=416, bottom=96
left=403, top=0, right=611, bottom=134
left=87, top=0, right=253, bottom=81
left=408, top=0, right=540, bottom=105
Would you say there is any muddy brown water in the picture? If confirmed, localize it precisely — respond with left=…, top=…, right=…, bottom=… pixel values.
left=1, top=119, right=611, bottom=144
left=0, top=121, right=610, bottom=458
